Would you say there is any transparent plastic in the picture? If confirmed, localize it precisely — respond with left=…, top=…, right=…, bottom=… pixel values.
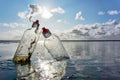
left=13, top=27, right=38, bottom=63
left=30, top=33, right=54, bottom=61
left=44, top=34, right=69, bottom=61
left=30, top=33, right=69, bottom=80
left=16, top=64, right=37, bottom=80
left=31, top=59, right=67, bottom=80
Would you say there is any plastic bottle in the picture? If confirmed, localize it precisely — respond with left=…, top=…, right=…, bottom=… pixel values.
left=13, top=20, right=39, bottom=63
left=15, top=63, right=37, bottom=80
left=42, top=27, right=69, bottom=61
left=30, top=32, right=54, bottom=61
left=30, top=27, right=69, bottom=79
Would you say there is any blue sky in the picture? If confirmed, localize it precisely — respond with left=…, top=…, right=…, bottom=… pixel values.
left=0, top=0, right=120, bottom=39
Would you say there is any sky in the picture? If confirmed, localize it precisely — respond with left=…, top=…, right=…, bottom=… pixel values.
left=0, top=0, right=120, bottom=40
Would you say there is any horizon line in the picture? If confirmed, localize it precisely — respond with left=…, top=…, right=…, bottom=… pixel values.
left=0, top=40, right=120, bottom=43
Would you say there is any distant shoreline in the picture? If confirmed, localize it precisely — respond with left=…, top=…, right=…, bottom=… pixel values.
left=0, top=40, right=19, bottom=43
left=0, top=40, right=120, bottom=43
left=61, top=40, right=120, bottom=42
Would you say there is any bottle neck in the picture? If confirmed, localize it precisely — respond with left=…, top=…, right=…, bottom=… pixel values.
left=32, top=23, right=39, bottom=33
left=31, top=27, right=38, bottom=33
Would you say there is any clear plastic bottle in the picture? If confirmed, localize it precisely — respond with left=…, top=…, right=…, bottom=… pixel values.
left=42, top=27, right=69, bottom=61
left=13, top=20, right=39, bottom=63
left=30, top=32, right=54, bottom=61
left=15, top=63, right=37, bottom=80
left=30, top=27, right=69, bottom=79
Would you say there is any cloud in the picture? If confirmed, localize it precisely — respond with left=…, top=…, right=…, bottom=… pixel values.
left=107, top=10, right=120, bottom=15
left=0, top=30, right=23, bottom=40
left=56, top=19, right=69, bottom=24
left=51, top=7, right=65, bottom=14
left=0, top=22, right=28, bottom=40
left=0, top=22, right=27, bottom=28
left=61, top=20, right=120, bottom=39
left=98, top=10, right=120, bottom=16
left=18, top=4, right=65, bottom=19
left=57, top=19, right=62, bottom=23
left=1, top=20, right=120, bottom=40
left=75, top=11, right=85, bottom=20
left=29, top=4, right=42, bottom=16
left=29, top=5, right=53, bottom=19
left=98, top=11, right=105, bottom=15
left=18, top=11, right=28, bottom=19
left=71, top=29, right=89, bottom=36
left=96, top=28, right=106, bottom=35
left=103, top=20, right=119, bottom=26
left=41, top=7, right=53, bottom=19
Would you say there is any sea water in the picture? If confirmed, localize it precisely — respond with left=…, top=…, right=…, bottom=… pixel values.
left=0, top=40, right=120, bottom=80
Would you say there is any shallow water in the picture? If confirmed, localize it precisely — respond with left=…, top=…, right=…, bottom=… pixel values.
left=0, top=41, right=120, bottom=80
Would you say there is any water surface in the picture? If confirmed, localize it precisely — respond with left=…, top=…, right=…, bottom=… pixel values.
left=0, top=41, right=120, bottom=80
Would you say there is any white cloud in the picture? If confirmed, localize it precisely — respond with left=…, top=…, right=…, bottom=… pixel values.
left=41, top=7, right=53, bottom=19
left=115, top=24, right=120, bottom=29
left=57, top=19, right=62, bottom=23
left=98, top=11, right=105, bottom=15
left=107, top=10, right=120, bottom=15
left=51, top=7, right=65, bottom=14
left=75, top=11, right=85, bottom=20
left=18, top=11, right=27, bottom=19
left=61, top=20, right=120, bottom=40
left=0, top=22, right=28, bottom=28
left=0, top=30, right=23, bottom=40
left=97, top=10, right=120, bottom=16
left=56, top=19, right=69, bottom=24
left=103, top=19, right=119, bottom=26
left=18, top=4, right=65, bottom=19
left=29, top=5, right=53, bottom=19
left=29, top=4, right=42, bottom=16
left=1, top=20, right=120, bottom=40
left=63, top=20, right=69, bottom=24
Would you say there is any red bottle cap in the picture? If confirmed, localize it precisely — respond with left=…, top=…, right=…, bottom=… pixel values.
left=42, top=27, right=48, bottom=34
left=34, top=20, right=39, bottom=25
